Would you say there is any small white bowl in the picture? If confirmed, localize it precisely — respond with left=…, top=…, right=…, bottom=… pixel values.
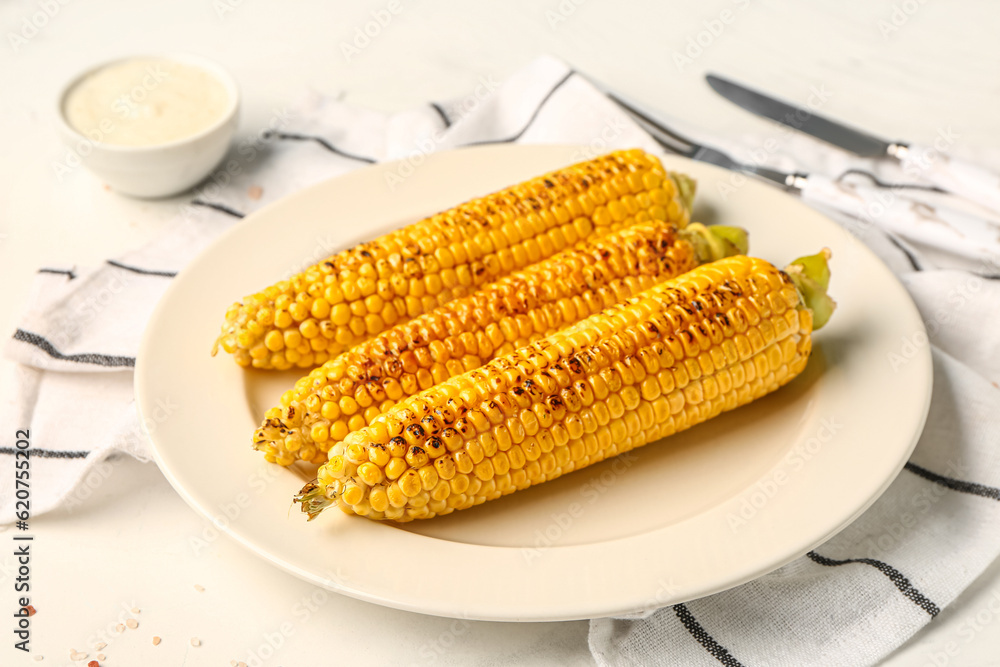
left=56, top=54, right=240, bottom=199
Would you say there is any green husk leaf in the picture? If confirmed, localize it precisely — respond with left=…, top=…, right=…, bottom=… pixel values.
left=672, top=173, right=697, bottom=214
left=785, top=248, right=836, bottom=330
left=707, top=225, right=749, bottom=256
left=682, top=223, right=749, bottom=263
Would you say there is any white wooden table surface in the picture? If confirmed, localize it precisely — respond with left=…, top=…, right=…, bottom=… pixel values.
left=2, top=1, right=999, bottom=665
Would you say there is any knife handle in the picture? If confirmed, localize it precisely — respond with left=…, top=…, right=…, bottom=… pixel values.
left=894, top=143, right=1000, bottom=215
left=797, top=174, right=1000, bottom=269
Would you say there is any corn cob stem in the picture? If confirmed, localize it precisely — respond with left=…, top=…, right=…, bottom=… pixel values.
left=296, top=482, right=328, bottom=518
left=255, top=221, right=745, bottom=466
left=296, top=251, right=833, bottom=521
left=214, top=150, right=695, bottom=370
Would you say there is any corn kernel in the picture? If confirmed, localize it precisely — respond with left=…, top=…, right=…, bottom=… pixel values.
left=358, top=463, right=383, bottom=486
left=399, top=470, right=422, bottom=497
left=342, top=483, right=364, bottom=506
left=310, top=423, right=329, bottom=443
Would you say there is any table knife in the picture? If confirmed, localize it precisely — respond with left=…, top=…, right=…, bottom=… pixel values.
left=706, top=73, right=1000, bottom=214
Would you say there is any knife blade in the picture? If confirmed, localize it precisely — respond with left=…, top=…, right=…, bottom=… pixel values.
left=705, top=73, right=1000, bottom=214
left=705, top=74, right=895, bottom=158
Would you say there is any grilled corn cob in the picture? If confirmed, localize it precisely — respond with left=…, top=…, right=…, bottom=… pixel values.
left=255, top=221, right=748, bottom=465
left=296, top=250, right=834, bottom=521
left=214, top=150, right=695, bottom=370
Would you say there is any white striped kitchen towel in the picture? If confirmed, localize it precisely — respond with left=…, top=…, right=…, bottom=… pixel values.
left=3, top=55, right=1000, bottom=666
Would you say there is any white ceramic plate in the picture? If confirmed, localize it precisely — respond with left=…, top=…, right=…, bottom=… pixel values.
left=136, top=144, right=932, bottom=622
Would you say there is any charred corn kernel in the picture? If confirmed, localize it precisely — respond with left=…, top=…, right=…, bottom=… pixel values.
left=434, top=456, right=457, bottom=480
left=253, top=220, right=748, bottom=466
left=215, top=150, right=695, bottom=369
left=298, top=253, right=831, bottom=521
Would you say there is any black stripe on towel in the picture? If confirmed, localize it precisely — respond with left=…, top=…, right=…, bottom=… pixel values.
left=430, top=102, right=452, bottom=128
left=466, top=70, right=576, bottom=146
left=883, top=236, right=1000, bottom=280
left=0, top=447, right=89, bottom=459
left=38, top=268, right=76, bottom=279
left=885, top=235, right=923, bottom=272
left=106, top=260, right=178, bottom=277
left=807, top=551, right=940, bottom=617
left=673, top=603, right=746, bottom=667
left=263, top=131, right=377, bottom=164
left=905, top=462, right=1000, bottom=502
left=12, top=329, right=135, bottom=368
left=190, top=199, right=246, bottom=219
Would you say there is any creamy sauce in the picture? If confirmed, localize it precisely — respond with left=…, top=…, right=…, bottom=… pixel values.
left=63, top=58, right=231, bottom=147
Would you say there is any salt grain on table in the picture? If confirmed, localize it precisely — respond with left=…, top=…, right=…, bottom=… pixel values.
left=191, top=637, right=202, bottom=647
left=194, top=584, right=205, bottom=592
left=126, top=619, right=139, bottom=629
left=153, top=636, right=162, bottom=645
left=96, top=654, right=106, bottom=661
left=94, top=642, right=106, bottom=650
left=69, top=649, right=87, bottom=660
